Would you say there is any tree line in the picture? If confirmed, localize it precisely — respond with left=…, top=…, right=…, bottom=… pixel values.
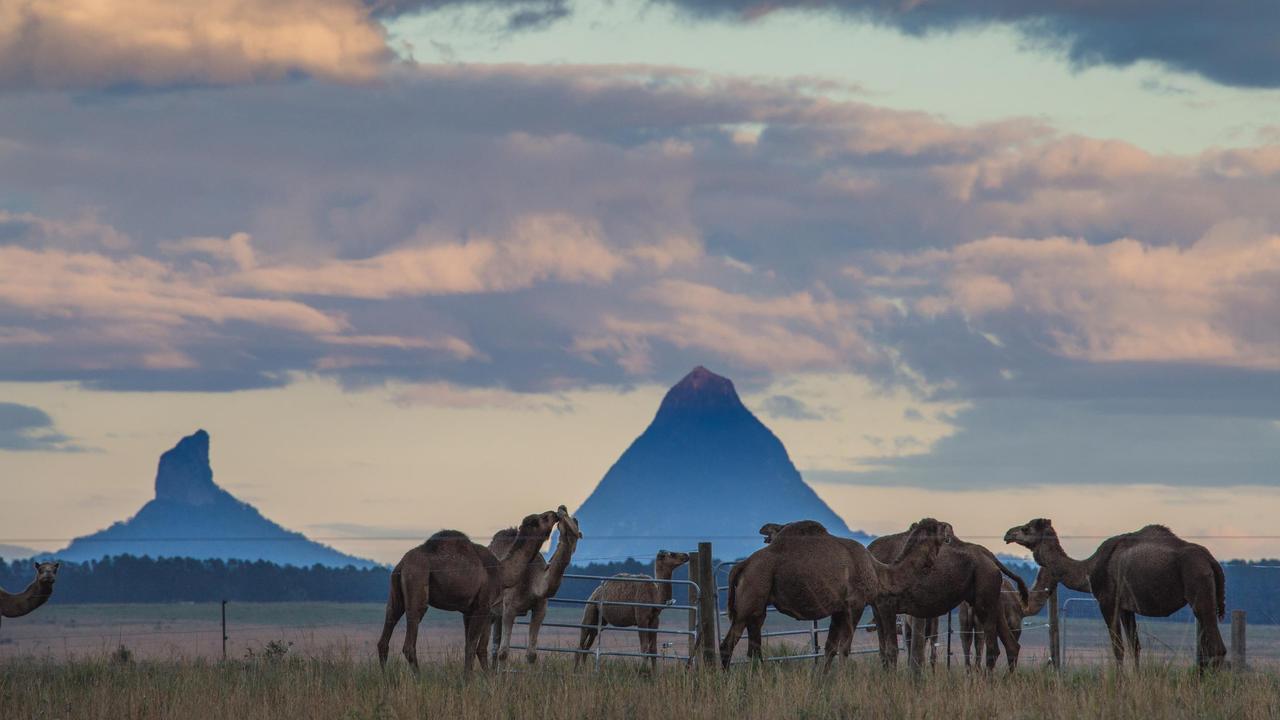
left=2, top=556, right=1277, bottom=624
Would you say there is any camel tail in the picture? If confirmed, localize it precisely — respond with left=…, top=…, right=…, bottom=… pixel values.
left=994, top=558, right=1030, bottom=605
left=1213, top=560, right=1226, bottom=621
left=725, top=563, right=744, bottom=620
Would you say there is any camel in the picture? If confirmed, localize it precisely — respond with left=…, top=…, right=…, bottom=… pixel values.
left=489, top=506, right=583, bottom=665
left=958, top=578, right=1024, bottom=668
left=574, top=550, right=691, bottom=671
left=722, top=518, right=954, bottom=670
left=867, top=532, right=940, bottom=670
left=377, top=509, right=561, bottom=675
left=866, top=524, right=1028, bottom=672
left=1004, top=518, right=1227, bottom=669
left=0, top=561, right=59, bottom=625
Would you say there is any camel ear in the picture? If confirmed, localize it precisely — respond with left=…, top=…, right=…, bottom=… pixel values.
left=53, top=562, right=60, bottom=571
left=32, top=561, right=39, bottom=571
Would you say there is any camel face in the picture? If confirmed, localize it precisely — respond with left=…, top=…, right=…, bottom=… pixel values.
left=33, top=561, right=59, bottom=585
left=521, top=511, right=561, bottom=543
left=1003, top=518, right=1052, bottom=549
left=555, top=506, right=583, bottom=540
left=655, top=550, right=690, bottom=575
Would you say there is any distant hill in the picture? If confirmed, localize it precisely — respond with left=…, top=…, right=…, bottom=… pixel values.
left=572, top=366, right=870, bottom=562
left=0, top=544, right=36, bottom=561
left=51, top=430, right=375, bottom=569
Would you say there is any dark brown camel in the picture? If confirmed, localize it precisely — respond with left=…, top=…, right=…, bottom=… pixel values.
left=1005, top=518, right=1226, bottom=669
left=722, top=518, right=953, bottom=670
left=866, top=524, right=1028, bottom=672
left=377, top=509, right=561, bottom=675
left=0, top=561, right=59, bottom=626
left=489, top=507, right=582, bottom=665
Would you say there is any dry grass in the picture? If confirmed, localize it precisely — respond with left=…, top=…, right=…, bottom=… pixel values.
left=2, top=653, right=1277, bottom=720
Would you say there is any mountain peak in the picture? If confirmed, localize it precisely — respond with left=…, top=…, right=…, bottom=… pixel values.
left=154, top=429, right=221, bottom=506
left=657, top=366, right=742, bottom=417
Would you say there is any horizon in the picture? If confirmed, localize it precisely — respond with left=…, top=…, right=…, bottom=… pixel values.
left=2, top=0, right=1280, bottom=568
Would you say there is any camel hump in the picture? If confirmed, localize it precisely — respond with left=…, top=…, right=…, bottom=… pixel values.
left=422, top=529, right=472, bottom=552
left=773, top=520, right=830, bottom=538
left=488, top=527, right=519, bottom=557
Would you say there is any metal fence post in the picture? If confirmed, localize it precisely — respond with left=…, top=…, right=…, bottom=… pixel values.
left=697, top=541, right=717, bottom=665
left=1231, top=610, right=1246, bottom=670
left=946, top=610, right=952, bottom=668
left=1049, top=585, right=1060, bottom=669
left=221, top=599, right=228, bottom=662
left=593, top=597, right=604, bottom=670
left=687, top=550, right=701, bottom=660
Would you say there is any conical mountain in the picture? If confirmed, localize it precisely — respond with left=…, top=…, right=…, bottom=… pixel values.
left=54, top=430, right=375, bottom=568
left=573, top=366, right=867, bottom=562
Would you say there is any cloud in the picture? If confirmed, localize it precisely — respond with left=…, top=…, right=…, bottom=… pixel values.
left=0, top=0, right=396, bottom=90
left=759, top=394, right=823, bottom=421
left=0, top=402, right=83, bottom=452
left=880, top=221, right=1280, bottom=371
left=652, top=0, right=1280, bottom=88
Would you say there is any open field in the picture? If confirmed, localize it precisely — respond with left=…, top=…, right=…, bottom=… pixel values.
left=4, top=602, right=1279, bottom=668
left=1, top=656, right=1278, bottom=720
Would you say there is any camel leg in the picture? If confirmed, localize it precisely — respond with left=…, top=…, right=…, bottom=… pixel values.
left=526, top=600, right=547, bottom=664
left=959, top=606, right=973, bottom=668
left=746, top=618, right=764, bottom=665
left=401, top=580, right=429, bottom=672
left=1100, top=603, right=1125, bottom=668
left=1120, top=610, right=1140, bottom=670
left=462, top=612, right=484, bottom=677
left=874, top=606, right=899, bottom=669
left=377, top=572, right=405, bottom=668
left=1187, top=580, right=1227, bottom=670
left=642, top=621, right=659, bottom=672
left=489, top=614, right=502, bottom=665
left=843, top=604, right=865, bottom=658
left=475, top=610, right=492, bottom=672
left=907, top=616, right=929, bottom=675
left=496, top=603, right=519, bottom=665
left=994, top=606, right=1020, bottom=671
left=824, top=611, right=852, bottom=671
left=576, top=604, right=600, bottom=670
left=719, top=617, right=748, bottom=669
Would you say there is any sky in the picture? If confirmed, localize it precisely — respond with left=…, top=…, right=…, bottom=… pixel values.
left=1, top=0, right=1279, bottom=565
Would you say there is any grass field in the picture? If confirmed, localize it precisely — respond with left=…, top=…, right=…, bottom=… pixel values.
left=1, top=655, right=1278, bottom=720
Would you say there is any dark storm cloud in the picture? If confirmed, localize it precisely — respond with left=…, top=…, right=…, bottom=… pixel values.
left=0, top=402, right=84, bottom=452
left=654, top=0, right=1280, bottom=88
left=808, top=397, right=1280, bottom=489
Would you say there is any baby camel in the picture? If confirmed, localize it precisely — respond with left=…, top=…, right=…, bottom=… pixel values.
left=575, top=550, right=691, bottom=671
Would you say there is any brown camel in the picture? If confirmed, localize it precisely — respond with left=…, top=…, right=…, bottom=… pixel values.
left=489, top=506, right=583, bottom=665
left=377, top=509, right=561, bottom=675
left=0, top=561, right=59, bottom=625
left=867, top=531, right=941, bottom=671
left=958, top=578, right=1024, bottom=668
left=1004, top=518, right=1227, bottom=669
left=575, top=550, right=691, bottom=671
left=866, top=524, right=1028, bottom=672
left=722, top=518, right=953, bottom=670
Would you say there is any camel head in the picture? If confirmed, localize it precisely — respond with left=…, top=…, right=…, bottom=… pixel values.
left=33, top=561, right=60, bottom=585
left=518, top=510, right=562, bottom=545
left=555, top=505, right=583, bottom=540
left=758, top=523, right=784, bottom=544
left=897, top=518, right=953, bottom=569
left=1004, top=518, right=1054, bottom=549
left=655, top=550, right=691, bottom=574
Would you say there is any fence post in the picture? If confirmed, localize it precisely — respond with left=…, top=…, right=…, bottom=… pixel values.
left=1049, top=585, right=1060, bottom=669
left=687, top=550, right=701, bottom=660
left=696, top=541, right=718, bottom=666
left=946, top=610, right=952, bottom=668
left=1231, top=610, right=1246, bottom=670
left=221, top=599, right=228, bottom=662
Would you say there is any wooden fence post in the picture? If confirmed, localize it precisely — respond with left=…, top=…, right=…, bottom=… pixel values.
left=1231, top=610, right=1246, bottom=670
left=697, top=541, right=718, bottom=666
left=221, top=599, right=228, bottom=662
left=1049, top=585, right=1060, bottom=669
left=687, top=550, right=701, bottom=660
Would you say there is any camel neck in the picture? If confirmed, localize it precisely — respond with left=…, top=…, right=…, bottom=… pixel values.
left=497, top=533, right=545, bottom=588
left=871, top=545, right=933, bottom=597
left=1033, top=536, right=1092, bottom=593
left=539, top=533, right=578, bottom=597
left=1022, top=567, right=1056, bottom=615
left=654, top=564, right=676, bottom=605
left=0, top=579, right=54, bottom=619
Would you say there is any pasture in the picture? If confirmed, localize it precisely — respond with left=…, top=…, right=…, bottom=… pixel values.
left=2, top=602, right=1279, bottom=719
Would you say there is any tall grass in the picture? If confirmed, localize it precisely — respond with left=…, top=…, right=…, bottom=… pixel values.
left=1, top=654, right=1276, bottom=719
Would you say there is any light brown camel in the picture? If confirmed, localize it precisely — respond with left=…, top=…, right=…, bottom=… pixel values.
left=574, top=550, right=691, bottom=671
left=377, top=509, right=561, bottom=675
left=723, top=518, right=953, bottom=670
left=489, top=506, right=583, bottom=665
left=958, top=578, right=1024, bottom=668
left=1004, top=518, right=1226, bottom=669
left=866, top=524, right=1028, bottom=672
left=0, top=561, right=59, bottom=625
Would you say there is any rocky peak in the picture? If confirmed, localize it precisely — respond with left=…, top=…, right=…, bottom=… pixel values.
left=655, top=366, right=743, bottom=419
left=154, top=429, right=221, bottom=506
